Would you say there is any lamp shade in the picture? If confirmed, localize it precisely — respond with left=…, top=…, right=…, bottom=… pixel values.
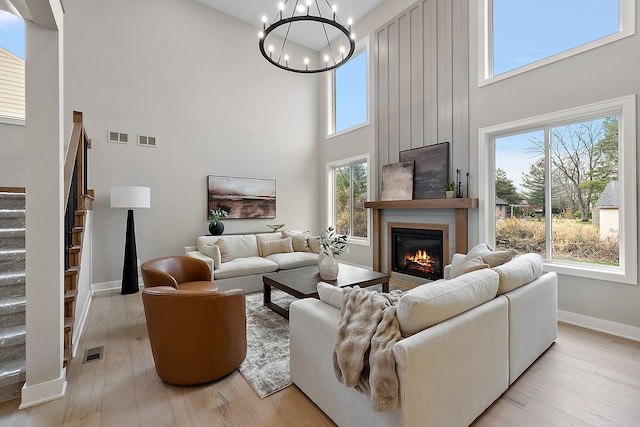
left=110, top=186, right=150, bottom=209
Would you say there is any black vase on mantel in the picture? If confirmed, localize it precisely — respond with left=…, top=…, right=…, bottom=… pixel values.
left=209, top=221, right=224, bottom=236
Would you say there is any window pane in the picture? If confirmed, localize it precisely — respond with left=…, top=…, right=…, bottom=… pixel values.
left=351, top=162, right=368, bottom=238
left=335, top=166, right=351, bottom=235
left=0, top=10, right=25, bottom=120
left=550, top=117, right=619, bottom=266
left=495, top=130, right=546, bottom=257
left=492, top=0, right=619, bottom=76
left=335, top=50, right=367, bottom=133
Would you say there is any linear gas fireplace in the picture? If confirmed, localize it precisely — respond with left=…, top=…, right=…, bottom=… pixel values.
left=388, top=223, right=449, bottom=281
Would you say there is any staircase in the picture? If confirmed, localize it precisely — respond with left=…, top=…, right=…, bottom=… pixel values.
left=0, top=190, right=26, bottom=403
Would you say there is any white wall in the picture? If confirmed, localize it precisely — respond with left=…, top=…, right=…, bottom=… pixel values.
left=0, top=121, right=25, bottom=187
left=468, top=2, right=640, bottom=331
left=64, top=0, right=322, bottom=284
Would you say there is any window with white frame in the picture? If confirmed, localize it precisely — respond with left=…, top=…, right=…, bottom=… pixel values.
left=0, top=10, right=25, bottom=124
left=327, top=155, right=369, bottom=243
left=479, top=96, right=637, bottom=284
left=479, top=0, right=635, bottom=84
left=328, top=39, right=369, bottom=136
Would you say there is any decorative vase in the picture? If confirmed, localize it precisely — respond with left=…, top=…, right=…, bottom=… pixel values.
left=209, top=221, right=224, bottom=236
left=445, top=190, right=455, bottom=199
left=319, top=253, right=339, bottom=281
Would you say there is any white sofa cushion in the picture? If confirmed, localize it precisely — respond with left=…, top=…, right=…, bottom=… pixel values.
left=213, top=256, right=278, bottom=279
left=198, top=243, right=222, bottom=269
left=493, top=253, right=544, bottom=295
left=397, top=269, right=500, bottom=336
left=317, top=281, right=344, bottom=309
left=260, top=237, right=294, bottom=256
left=256, top=232, right=284, bottom=256
left=266, top=252, right=319, bottom=270
left=215, top=235, right=259, bottom=262
left=454, top=243, right=517, bottom=272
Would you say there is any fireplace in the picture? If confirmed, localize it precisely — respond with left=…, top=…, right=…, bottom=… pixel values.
left=388, top=223, right=449, bottom=281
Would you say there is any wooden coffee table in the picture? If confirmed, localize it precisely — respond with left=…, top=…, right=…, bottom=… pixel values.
left=262, top=264, right=390, bottom=319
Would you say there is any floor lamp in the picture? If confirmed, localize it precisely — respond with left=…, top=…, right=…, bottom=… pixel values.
left=110, top=186, right=151, bottom=294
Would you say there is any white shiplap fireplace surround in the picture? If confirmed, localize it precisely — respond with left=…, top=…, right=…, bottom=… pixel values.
left=365, top=199, right=478, bottom=285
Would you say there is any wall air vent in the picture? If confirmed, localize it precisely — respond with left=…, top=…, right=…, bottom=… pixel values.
left=108, top=130, right=129, bottom=144
left=138, top=134, right=157, bottom=147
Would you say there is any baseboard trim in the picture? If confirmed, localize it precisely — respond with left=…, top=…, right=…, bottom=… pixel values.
left=19, top=370, right=67, bottom=409
left=71, top=290, right=93, bottom=359
left=558, top=310, right=640, bottom=342
left=92, top=280, right=142, bottom=293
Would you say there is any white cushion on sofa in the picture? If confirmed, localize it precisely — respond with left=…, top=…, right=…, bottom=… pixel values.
left=213, top=256, right=278, bottom=279
left=266, top=252, right=319, bottom=270
left=215, top=235, right=259, bottom=261
left=397, top=269, right=500, bottom=336
left=493, top=253, right=544, bottom=295
left=199, top=243, right=222, bottom=269
left=317, top=281, right=344, bottom=309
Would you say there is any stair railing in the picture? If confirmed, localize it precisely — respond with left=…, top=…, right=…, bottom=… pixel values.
left=63, top=111, right=90, bottom=269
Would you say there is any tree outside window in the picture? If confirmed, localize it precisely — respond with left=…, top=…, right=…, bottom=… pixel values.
left=333, top=160, right=368, bottom=238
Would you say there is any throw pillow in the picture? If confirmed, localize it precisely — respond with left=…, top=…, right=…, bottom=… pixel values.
left=450, top=255, right=490, bottom=278
left=462, top=243, right=517, bottom=268
left=256, top=232, right=284, bottom=256
left=215, top=239, right=235, bottom=263
left=200, top=243, right=222, bottom=269
left=283, top=230, right=312, bottom=252
left=260, top=237, right=294, bottom=257
left=307, top=236, right=322, bottom=254
left=482, top=249, right=518, bottom=267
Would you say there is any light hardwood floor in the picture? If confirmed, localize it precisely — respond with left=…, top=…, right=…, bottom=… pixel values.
left=1, top=289, right=639, bottom=426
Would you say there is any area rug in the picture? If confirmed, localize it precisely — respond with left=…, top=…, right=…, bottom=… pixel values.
left=238, top=284, right=405, bottom=399
left=239, top=289, right=296, bottom=398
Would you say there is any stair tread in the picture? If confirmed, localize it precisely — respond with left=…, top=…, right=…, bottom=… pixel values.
left=0, top=324, right=26, bottom=344
left=0, top=358, right=26, bottom=387
left=0, top=209, right=25, bottom=217
left=0, top=295, right=26, bottom=313
left=0, top=271, right=26, bottom=286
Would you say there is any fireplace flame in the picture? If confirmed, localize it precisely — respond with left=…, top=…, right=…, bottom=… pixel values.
left=403, top=249, right=435, bottom=273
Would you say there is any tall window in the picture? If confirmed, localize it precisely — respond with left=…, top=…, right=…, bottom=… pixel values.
left=327, top=156, right=369, bottom=242
left=479, top=96, right=636, bottom=284
left=328, top=40, right=369, bottom=136
left=480, top=0, right=635, bottom=84
left=0, top=10, right=25, bottom=123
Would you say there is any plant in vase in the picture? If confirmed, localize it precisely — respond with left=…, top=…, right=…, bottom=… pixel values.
left=208, top=208, right=228, bottom=235
left=444, top=182, right=456, bottom=199
left=317, top=226, right=349, bottom=280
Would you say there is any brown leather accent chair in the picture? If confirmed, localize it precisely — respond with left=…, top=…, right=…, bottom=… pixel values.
left=141, top=255, right=218, bottom=291
left=140, top=256, right=247, bottom=385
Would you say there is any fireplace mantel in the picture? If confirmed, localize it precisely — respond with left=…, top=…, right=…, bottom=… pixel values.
left=364, top=198, right=479, bottom=272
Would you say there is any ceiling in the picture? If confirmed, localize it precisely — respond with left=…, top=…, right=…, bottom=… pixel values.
left=195, top=0, right=384, bottom=50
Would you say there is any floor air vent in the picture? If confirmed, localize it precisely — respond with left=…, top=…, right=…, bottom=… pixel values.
left=83, top=346, right=104, bottom=363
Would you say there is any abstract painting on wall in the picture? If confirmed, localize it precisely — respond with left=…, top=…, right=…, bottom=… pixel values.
left=381, top=161, right=414, bottom=201
left=399, top=142, right=449, bottom=199
left=207, top=175, right=276, bottom=219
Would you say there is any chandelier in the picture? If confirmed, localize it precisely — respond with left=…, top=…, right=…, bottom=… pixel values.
left=258, top=1, right=356, bottom=73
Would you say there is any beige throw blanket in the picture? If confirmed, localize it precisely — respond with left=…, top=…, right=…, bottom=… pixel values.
left=332, top=286, right=402, bottom=412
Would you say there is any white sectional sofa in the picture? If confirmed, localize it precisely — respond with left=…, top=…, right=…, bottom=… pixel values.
left=289, top=249, right=558, bottom=427
left=185, top=231, right=320, bottom=293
